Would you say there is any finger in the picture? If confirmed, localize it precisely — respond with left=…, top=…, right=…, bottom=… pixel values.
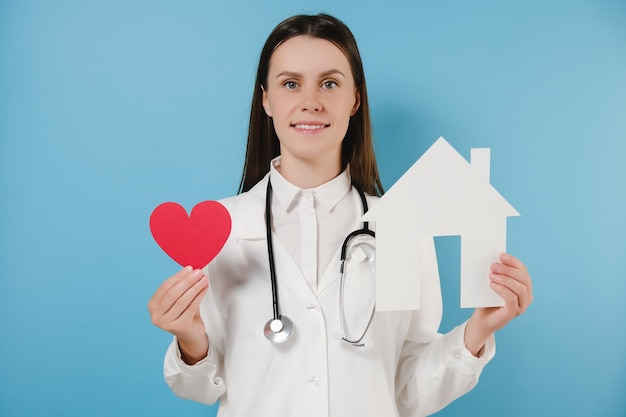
left=163, top=274, right=209, bottom=322
left=491, top=260, right=532, bottom=292
left=491, top=262, right=526, bottom=283
left=151, top=266, right=194, bottom=306
left=499, top=253, right=528, bottom=274
left=490, top=273, right=532, bottom=312
left=150, top=268, right=204, bottom=317
left=489, top=280, right=520, bottom=317
left=159, top=269, right=207, bottom=315
left=175, top=285, right=209, bottom=325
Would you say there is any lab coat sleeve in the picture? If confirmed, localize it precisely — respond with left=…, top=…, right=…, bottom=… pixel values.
left=395, top=237, right=495, bottom=417
left=163, top=337, right=226, bottom=405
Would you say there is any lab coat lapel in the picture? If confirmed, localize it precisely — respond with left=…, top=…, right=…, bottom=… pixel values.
left=317, top=193, right=377, bottom=295
left=267, top=232, right=319, bottom=303
left=317, top=235, right=370, bottom=296
left=234, top=176, right=319, bottom=305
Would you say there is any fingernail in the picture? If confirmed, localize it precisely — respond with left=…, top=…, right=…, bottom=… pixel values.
left=501, top=253, right=510, bottom=262
left=193, top=269, right=203, bottom=278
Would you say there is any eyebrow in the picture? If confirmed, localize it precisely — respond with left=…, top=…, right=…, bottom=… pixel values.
left=275, top=69, right=346, bottom=79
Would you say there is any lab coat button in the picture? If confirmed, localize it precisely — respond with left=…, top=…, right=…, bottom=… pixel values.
left=307, top=304, right=320, bottom=313
left=452, top=351, right=462, bottom=360
left=309, top=377, right=321, bottom=386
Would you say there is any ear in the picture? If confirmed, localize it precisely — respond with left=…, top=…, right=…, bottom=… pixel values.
left=261, top=86, right=272, bottom=117
left=350, top=89, right=361, bottom=116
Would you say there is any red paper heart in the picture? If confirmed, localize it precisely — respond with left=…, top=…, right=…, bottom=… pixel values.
left=150, top=201, right=232, bottom=269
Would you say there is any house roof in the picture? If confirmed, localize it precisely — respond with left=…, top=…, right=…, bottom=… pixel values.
left=362, top=137, right=520, bottom=235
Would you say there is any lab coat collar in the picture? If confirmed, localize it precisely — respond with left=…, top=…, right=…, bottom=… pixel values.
left=269, top=156, right=352, bottom=213
left=229, top=172, right=377, bottom=300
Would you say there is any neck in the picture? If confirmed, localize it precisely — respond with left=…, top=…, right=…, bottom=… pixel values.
left=277, top=156, right=342, bottom=189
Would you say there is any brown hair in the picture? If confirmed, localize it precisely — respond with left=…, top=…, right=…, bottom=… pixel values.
left=238, top=13, right=384, bottom=196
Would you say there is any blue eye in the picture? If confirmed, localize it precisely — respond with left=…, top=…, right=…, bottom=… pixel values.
left=284, top=81, right=298, bottom=90
left=322, top=80, right=337, bottom=89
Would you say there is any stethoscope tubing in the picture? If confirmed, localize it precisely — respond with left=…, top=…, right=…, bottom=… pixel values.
left=264, top=178, right=373, bottom=344
left=265, top=181, right=281, bottom=321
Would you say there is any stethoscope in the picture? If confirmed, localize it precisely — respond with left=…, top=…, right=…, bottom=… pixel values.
left=263, top=179, right=375, bottom=344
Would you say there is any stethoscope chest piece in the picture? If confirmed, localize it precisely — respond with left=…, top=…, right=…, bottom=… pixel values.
left=264, top=316, right=294, bottom=343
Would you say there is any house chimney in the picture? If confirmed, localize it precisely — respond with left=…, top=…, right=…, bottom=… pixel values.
left=470, top=148, right=490, bottom=183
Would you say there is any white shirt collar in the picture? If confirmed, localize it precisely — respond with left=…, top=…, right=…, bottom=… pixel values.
left=268, top=156, right=352, bottom=213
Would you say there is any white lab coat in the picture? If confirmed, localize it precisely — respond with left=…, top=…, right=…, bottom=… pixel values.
left=163, top=174, right=495, bottom=417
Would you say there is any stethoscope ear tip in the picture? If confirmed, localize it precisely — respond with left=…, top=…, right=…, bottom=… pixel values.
left=264, top=316, right=294, bottom=343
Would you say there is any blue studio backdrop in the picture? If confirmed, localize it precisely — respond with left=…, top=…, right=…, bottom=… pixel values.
left=1, top=1, right=625, bottom=416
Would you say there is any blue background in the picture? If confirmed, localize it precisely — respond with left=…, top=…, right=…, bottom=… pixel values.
left=1, top=1, right=625, bottom=416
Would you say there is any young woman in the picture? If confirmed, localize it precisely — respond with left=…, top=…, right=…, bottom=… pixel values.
left=148, top=13, right=533, bottom=417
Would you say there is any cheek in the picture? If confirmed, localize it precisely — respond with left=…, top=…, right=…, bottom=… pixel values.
left=267, top=95, right=292, bottom=118
left=270, top=112, right=291, bottom=140
left=339, top=99, right=358, bottom=121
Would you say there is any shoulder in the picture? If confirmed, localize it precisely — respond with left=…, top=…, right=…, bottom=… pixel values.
left=217, top=174, right=268, bottom=240
left=363, top=192, right=380, bottom=212
left=365, top=193, right=379, bottom=204
left=218, top=175, right=268, bottom=214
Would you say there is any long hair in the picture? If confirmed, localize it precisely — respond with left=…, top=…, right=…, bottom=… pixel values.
left=238, top=13, right=384, bottom=196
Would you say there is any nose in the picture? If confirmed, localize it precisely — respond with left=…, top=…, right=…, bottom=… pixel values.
left=300, top=86, right=322, bottom=112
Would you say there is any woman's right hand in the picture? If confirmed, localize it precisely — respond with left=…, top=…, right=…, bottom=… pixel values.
left=148, top=266, right=210, bottom=364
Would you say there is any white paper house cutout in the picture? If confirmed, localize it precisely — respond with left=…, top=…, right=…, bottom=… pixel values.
left=362, top=137, right=520, bottom=311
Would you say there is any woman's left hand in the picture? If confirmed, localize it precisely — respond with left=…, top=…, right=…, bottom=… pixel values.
left=464, top=253, right=533, bottom=356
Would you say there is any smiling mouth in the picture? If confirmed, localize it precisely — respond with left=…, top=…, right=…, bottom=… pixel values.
left=291, top=123, right=329, bottom=130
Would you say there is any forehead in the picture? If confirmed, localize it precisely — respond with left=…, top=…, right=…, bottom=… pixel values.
left=268, top=35, right=352, bottom=75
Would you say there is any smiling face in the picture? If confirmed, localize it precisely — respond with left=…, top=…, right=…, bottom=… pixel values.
left=262, top=35, right=360, bottom=180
